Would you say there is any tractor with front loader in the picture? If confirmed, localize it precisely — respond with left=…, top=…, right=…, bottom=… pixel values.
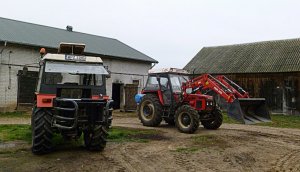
left=135, top=68, right=271, bottom=134
left=31, top=43, right=113, bottom=154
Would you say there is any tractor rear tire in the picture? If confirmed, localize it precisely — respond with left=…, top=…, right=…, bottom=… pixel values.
left=84, top=125, right=108, bottom=151
left=31, top=108, right=53, bottom=154
left=175, top=105, right=199, bottom=134
left=201, top=108, right=223, bottom=130
left=138, top=94, right=162, bottom=127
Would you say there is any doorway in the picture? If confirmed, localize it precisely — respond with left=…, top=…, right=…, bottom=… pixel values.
left=17, top=70, right=39, bottom=106
left=112, top=83, right=122, bottom=109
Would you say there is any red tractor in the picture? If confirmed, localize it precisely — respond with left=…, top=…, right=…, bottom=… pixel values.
left=30, top=43, right=113, bottom=154
left=135, top=68, right=270, bottom=134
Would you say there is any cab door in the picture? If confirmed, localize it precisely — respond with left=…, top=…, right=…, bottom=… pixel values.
left=159, top=76, right=172, bottom=105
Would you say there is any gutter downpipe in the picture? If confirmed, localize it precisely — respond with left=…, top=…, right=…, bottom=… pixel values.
left=0, top=41, right=7, bottom=112
left=0, top=41, right=7, bottom=61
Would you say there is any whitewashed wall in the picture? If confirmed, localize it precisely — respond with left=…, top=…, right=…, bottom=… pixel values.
left=103, top=58, right=151, bottom=97
left=0, top=45, right=40, bottom=112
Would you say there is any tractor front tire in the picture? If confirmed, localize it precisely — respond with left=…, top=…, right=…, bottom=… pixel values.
left=84, top=125, right=108, bottom=151
left=31, top=108, right=53, bottom=154
left=175, top=105, right=199, bottom=134
left=201, top=108, right=223, bottom=130
left=138, top=94, right=162, bottom=127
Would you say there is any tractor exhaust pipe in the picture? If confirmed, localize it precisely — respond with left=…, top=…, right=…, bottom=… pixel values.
left=227, top=98, right=271, bottom=124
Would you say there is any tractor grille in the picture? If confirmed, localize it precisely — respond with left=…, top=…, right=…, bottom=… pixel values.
left=196, top=101, right=202, bottom=109
left=57, top=88, right=91, bottom=99
left=60, top=89, right=82, bottom=99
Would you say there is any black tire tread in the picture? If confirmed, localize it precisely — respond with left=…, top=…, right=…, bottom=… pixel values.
left=84, top=125, right=108, bottom=151
left=175, top=105, right=199, bottom=134
left=32, top=108, right=53, bottom=154
left=138, top=94, right=162, bottom=127
left=201, top=108, right=223, bottom=130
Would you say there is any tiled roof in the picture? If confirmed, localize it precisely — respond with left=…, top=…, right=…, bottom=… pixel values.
left=184, top=38, right=300, bottom=74
left=0, top=17, right=157, bottom=63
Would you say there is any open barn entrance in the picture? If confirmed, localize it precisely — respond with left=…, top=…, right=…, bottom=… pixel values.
left=112, top=83, right=123, bottom=109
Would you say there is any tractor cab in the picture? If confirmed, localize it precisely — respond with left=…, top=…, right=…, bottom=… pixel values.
left=37, top=52, right=109, bottom=102
left=142, top=68, right=189, bottom=105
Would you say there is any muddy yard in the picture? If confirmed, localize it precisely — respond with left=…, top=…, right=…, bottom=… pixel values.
left=0, top=112, right=300, bottom=172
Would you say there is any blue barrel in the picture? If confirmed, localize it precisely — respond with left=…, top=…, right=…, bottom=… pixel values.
left=135, top=94, right=145, bottom=103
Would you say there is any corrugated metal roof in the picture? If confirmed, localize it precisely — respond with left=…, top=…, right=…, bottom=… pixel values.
left=0, top=17, right=157, bottom=63
left=184, top=38, right=300, bottom=74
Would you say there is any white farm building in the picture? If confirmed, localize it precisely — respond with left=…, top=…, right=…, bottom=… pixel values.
left=0, top=17, right=157, bottom=112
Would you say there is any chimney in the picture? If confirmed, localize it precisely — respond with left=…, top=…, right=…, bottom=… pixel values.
left=66, top=25, right=73, bottom=32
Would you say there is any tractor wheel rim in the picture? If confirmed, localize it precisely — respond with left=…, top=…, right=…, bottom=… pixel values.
left=141, top=100, right=154, bottom=121
left=178, top=112, right=191, bottom=129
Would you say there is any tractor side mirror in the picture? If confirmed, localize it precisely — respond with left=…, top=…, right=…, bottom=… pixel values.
left=22, top=66, right=28, bottom=76
left=105, top=73, right=111, bottom=79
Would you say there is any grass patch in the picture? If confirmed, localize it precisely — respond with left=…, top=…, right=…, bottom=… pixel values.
left=223, top=112, right=300, bottom=129
left=108, top=127, right=161, bottom=143
left=192, top=134, right=228, bottom=148
left=173, top=135, right=227, bottom=154
left=0, top=125, right=31, bottom=143
left=0, top=125, right=161, bottom=144
left=0, top=111, right=30, bottom=118
left=256, top=114, right=300, bottom=129
left=222, top=113, right=239, bottom=124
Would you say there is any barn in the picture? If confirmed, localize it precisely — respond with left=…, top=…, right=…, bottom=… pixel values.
left=184, top=38, right=300, bottom=115
left=0, top=17, right=157, bottom=112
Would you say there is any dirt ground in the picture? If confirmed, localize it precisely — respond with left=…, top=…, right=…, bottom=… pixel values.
left=1, top=112, right=300, bottom=172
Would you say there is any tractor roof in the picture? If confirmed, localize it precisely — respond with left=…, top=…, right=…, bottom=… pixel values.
left=149, top=68, right=189, bottom=74
left=42, top=53, right=103, bottom=63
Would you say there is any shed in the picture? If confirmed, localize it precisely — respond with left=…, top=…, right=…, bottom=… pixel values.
left=184, top=38, right=300, bottom=114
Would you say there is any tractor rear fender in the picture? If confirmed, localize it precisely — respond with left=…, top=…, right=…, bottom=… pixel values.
left=136, top=91, right=165, bottom=105
left=135, top=94, right=145, bottom=104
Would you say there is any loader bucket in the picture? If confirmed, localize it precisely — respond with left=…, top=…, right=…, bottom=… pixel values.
left=227, top=98, right=271, bottom=124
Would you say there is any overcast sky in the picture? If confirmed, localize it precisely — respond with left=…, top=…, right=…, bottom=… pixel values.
left=1, top=0, right=300, bottom=68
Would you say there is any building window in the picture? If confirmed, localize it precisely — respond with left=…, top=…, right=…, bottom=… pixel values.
left=133, top=79, right=140, bottom=87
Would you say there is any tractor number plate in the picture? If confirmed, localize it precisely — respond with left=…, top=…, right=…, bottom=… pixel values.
left=65, top=55, right=86, bottom=61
